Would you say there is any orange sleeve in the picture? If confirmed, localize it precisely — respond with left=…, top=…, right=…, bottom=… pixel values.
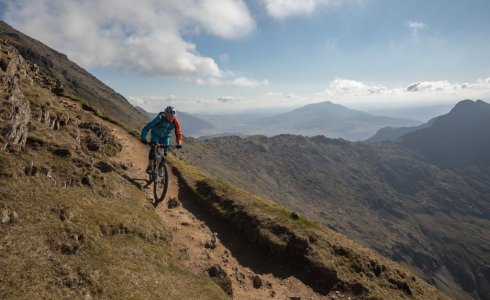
left=173, top=117, right=183, bottom=145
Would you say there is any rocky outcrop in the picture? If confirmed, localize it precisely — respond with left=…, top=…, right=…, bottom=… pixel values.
left=0, top=39, right=31, bottom=150
left=78, top=122, right=122, bottom=156
left=0, top=39, right=93, bottom=154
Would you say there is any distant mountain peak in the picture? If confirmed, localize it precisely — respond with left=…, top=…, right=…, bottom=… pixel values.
left=402, top=99, right=490, bottom=168
left=450, top=99, right=490, bottom=115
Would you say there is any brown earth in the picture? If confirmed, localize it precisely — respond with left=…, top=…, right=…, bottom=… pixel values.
left=102, top=114, right=350, bottom=300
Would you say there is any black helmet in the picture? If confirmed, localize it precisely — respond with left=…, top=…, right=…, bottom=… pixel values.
left=164, top=106, right=176, bottom=116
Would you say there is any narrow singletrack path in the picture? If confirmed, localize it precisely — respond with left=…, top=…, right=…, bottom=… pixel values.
left=102, top=118, right=338, bottom=300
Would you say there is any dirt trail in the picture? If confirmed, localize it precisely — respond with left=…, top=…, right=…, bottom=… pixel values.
left=105, top=123, right=335, bottom=299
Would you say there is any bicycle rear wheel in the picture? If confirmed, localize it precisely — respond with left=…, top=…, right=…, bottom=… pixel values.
left=153, top=162, right=169, bottom=206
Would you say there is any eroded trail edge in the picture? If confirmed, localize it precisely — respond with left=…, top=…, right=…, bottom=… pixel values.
left=107, top=125, right=336, bottom=299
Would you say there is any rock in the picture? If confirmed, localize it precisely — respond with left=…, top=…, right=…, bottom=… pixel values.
left=290, top=212, right=300, bottom=220
left=1, top=209, right=11, bottom=224
left=181, top=221, right=191, bottom=226
left=265, top=281, right=273, bottom=289
left=205, top=241, right=216, bottom=249
left=11, top=211, right=18, bottom=223
left=52, top=148, right=71, bottom=157
left=205, top=232, right=218, bottom=249
left=289, top=297, right=301, bottom=300
left=24, top=161, right=38, bottom=176
left=253, top=275, right=263, bottom=289
left=1, top=209, right=18, bottom=224
left=207, top=265, right=233, bottom=295
left=0, top=42, right=31, bottom=150
left=82, top=134, right=102, bottom=151
left=95, top=161, right=114, bottom=173
left=81, top=175, right=91, bottom=187
left=269, top=290, right=276, bottom=297
left=78, top=122, right=122, bottom=155
left=167, top=197, right=181, bottom=209
left=308, top=234, right=318, bottom=243
left=59, top=207, right=74, bottom=222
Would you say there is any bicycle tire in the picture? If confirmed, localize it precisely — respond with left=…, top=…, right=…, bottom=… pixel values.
left=153, top=162, right=169, bottom=206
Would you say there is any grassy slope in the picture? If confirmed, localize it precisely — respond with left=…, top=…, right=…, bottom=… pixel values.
left=0, top=64, right=227, bottom=299
left=0, top=172, right=225, bottom=299
left=168, top=155, right=448, bottom=300
left=175, top=135, right=489, bottom=299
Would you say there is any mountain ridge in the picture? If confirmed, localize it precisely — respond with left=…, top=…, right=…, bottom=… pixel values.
left=176, top=102, right=490, bottom=299
left=138, top=101, right=421, bottom=141
left=402, top=99, right=490, bottom=168
left=0, top=20, right=148, bottom=131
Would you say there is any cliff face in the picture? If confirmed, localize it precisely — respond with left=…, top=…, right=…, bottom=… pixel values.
left=0, top=38, right=31, bottom=150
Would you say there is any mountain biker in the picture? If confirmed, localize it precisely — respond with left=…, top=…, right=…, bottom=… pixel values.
left=140, top=106, right=183, bottom=173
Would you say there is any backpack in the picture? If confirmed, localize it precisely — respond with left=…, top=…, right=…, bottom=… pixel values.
left=153, top=112, right=176, bottom=129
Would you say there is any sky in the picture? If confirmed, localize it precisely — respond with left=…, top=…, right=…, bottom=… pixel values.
left=1, top=0, right=490, bottom=114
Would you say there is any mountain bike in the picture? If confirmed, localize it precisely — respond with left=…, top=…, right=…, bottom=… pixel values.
left=146, top=143, right=175, bottom=207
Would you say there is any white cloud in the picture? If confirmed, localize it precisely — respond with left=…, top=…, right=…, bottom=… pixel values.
left=406, top=20, right=427, bottom=37
left=128, top=94, right=246, bottom=113
left=232, top=77, right=269, bottom=87
left=263, top=91, right=301, bottom=101
left=324, top=79, right=388, bottom=97
left=195, top=76, right=269, bottom=87
left=261, top=0, right=356, bottom=19
left=406, top=81, right=454, bottom=92
left=129, top=76, right=490, bottom=113
left=217, top=96, right=238, bottom=103
left=2, top=0, right=254, bottom=79
left=128, top=95, right=177, bottom=108
left=317, top=77, right=490, bottom=105
left=182, top=0, right=255, bottom=39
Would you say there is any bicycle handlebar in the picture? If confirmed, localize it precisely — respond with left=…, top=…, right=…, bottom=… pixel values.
left=149, top=143, right=177, bottom=149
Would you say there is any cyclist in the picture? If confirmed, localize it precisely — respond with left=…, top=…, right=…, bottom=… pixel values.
left=140, top=106, right=183, bottom=174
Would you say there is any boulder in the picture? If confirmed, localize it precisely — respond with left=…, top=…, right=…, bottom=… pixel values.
left=207, top=265, right=233, bottom=296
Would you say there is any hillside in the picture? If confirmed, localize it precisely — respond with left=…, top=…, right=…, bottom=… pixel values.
left=402, top=99, right=490, bottom=168
left=246, top=101, right=420, bottom=141
left=0, top=27, right=450, bottom=299
left=0, top=21, right=148, bottom=131
left=0, top=39, right=227, bottom=299
left=146, top=102, right=420, bottom=141
left=368, top=104, right=454, bottom=123
left=176, top=101, right=490, bottom=299
left=367, top=117, right=438, bottom=142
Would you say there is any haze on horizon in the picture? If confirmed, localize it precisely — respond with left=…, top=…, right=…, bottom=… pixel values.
left=1, top=0, right=489, bottom=114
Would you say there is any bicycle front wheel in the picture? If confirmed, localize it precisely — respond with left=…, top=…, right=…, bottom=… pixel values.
left=153, top=162, right=169, bottom=206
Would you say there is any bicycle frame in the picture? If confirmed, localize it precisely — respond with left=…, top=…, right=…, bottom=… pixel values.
left=147, top=143, right=175, bottom=207
left=151, top=144, right=168, bottom=176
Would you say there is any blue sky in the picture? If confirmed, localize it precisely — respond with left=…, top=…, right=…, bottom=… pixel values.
left=1, top=0, right=490, bottom=113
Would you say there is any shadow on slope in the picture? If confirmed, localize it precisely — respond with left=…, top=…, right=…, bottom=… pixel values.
left=174, top=169, right=335, bottom=295
left=169, top=156, right=448, bottom=300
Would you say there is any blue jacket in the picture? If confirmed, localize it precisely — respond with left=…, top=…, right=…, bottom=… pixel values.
left=140, top=114, right=183, bottom=146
